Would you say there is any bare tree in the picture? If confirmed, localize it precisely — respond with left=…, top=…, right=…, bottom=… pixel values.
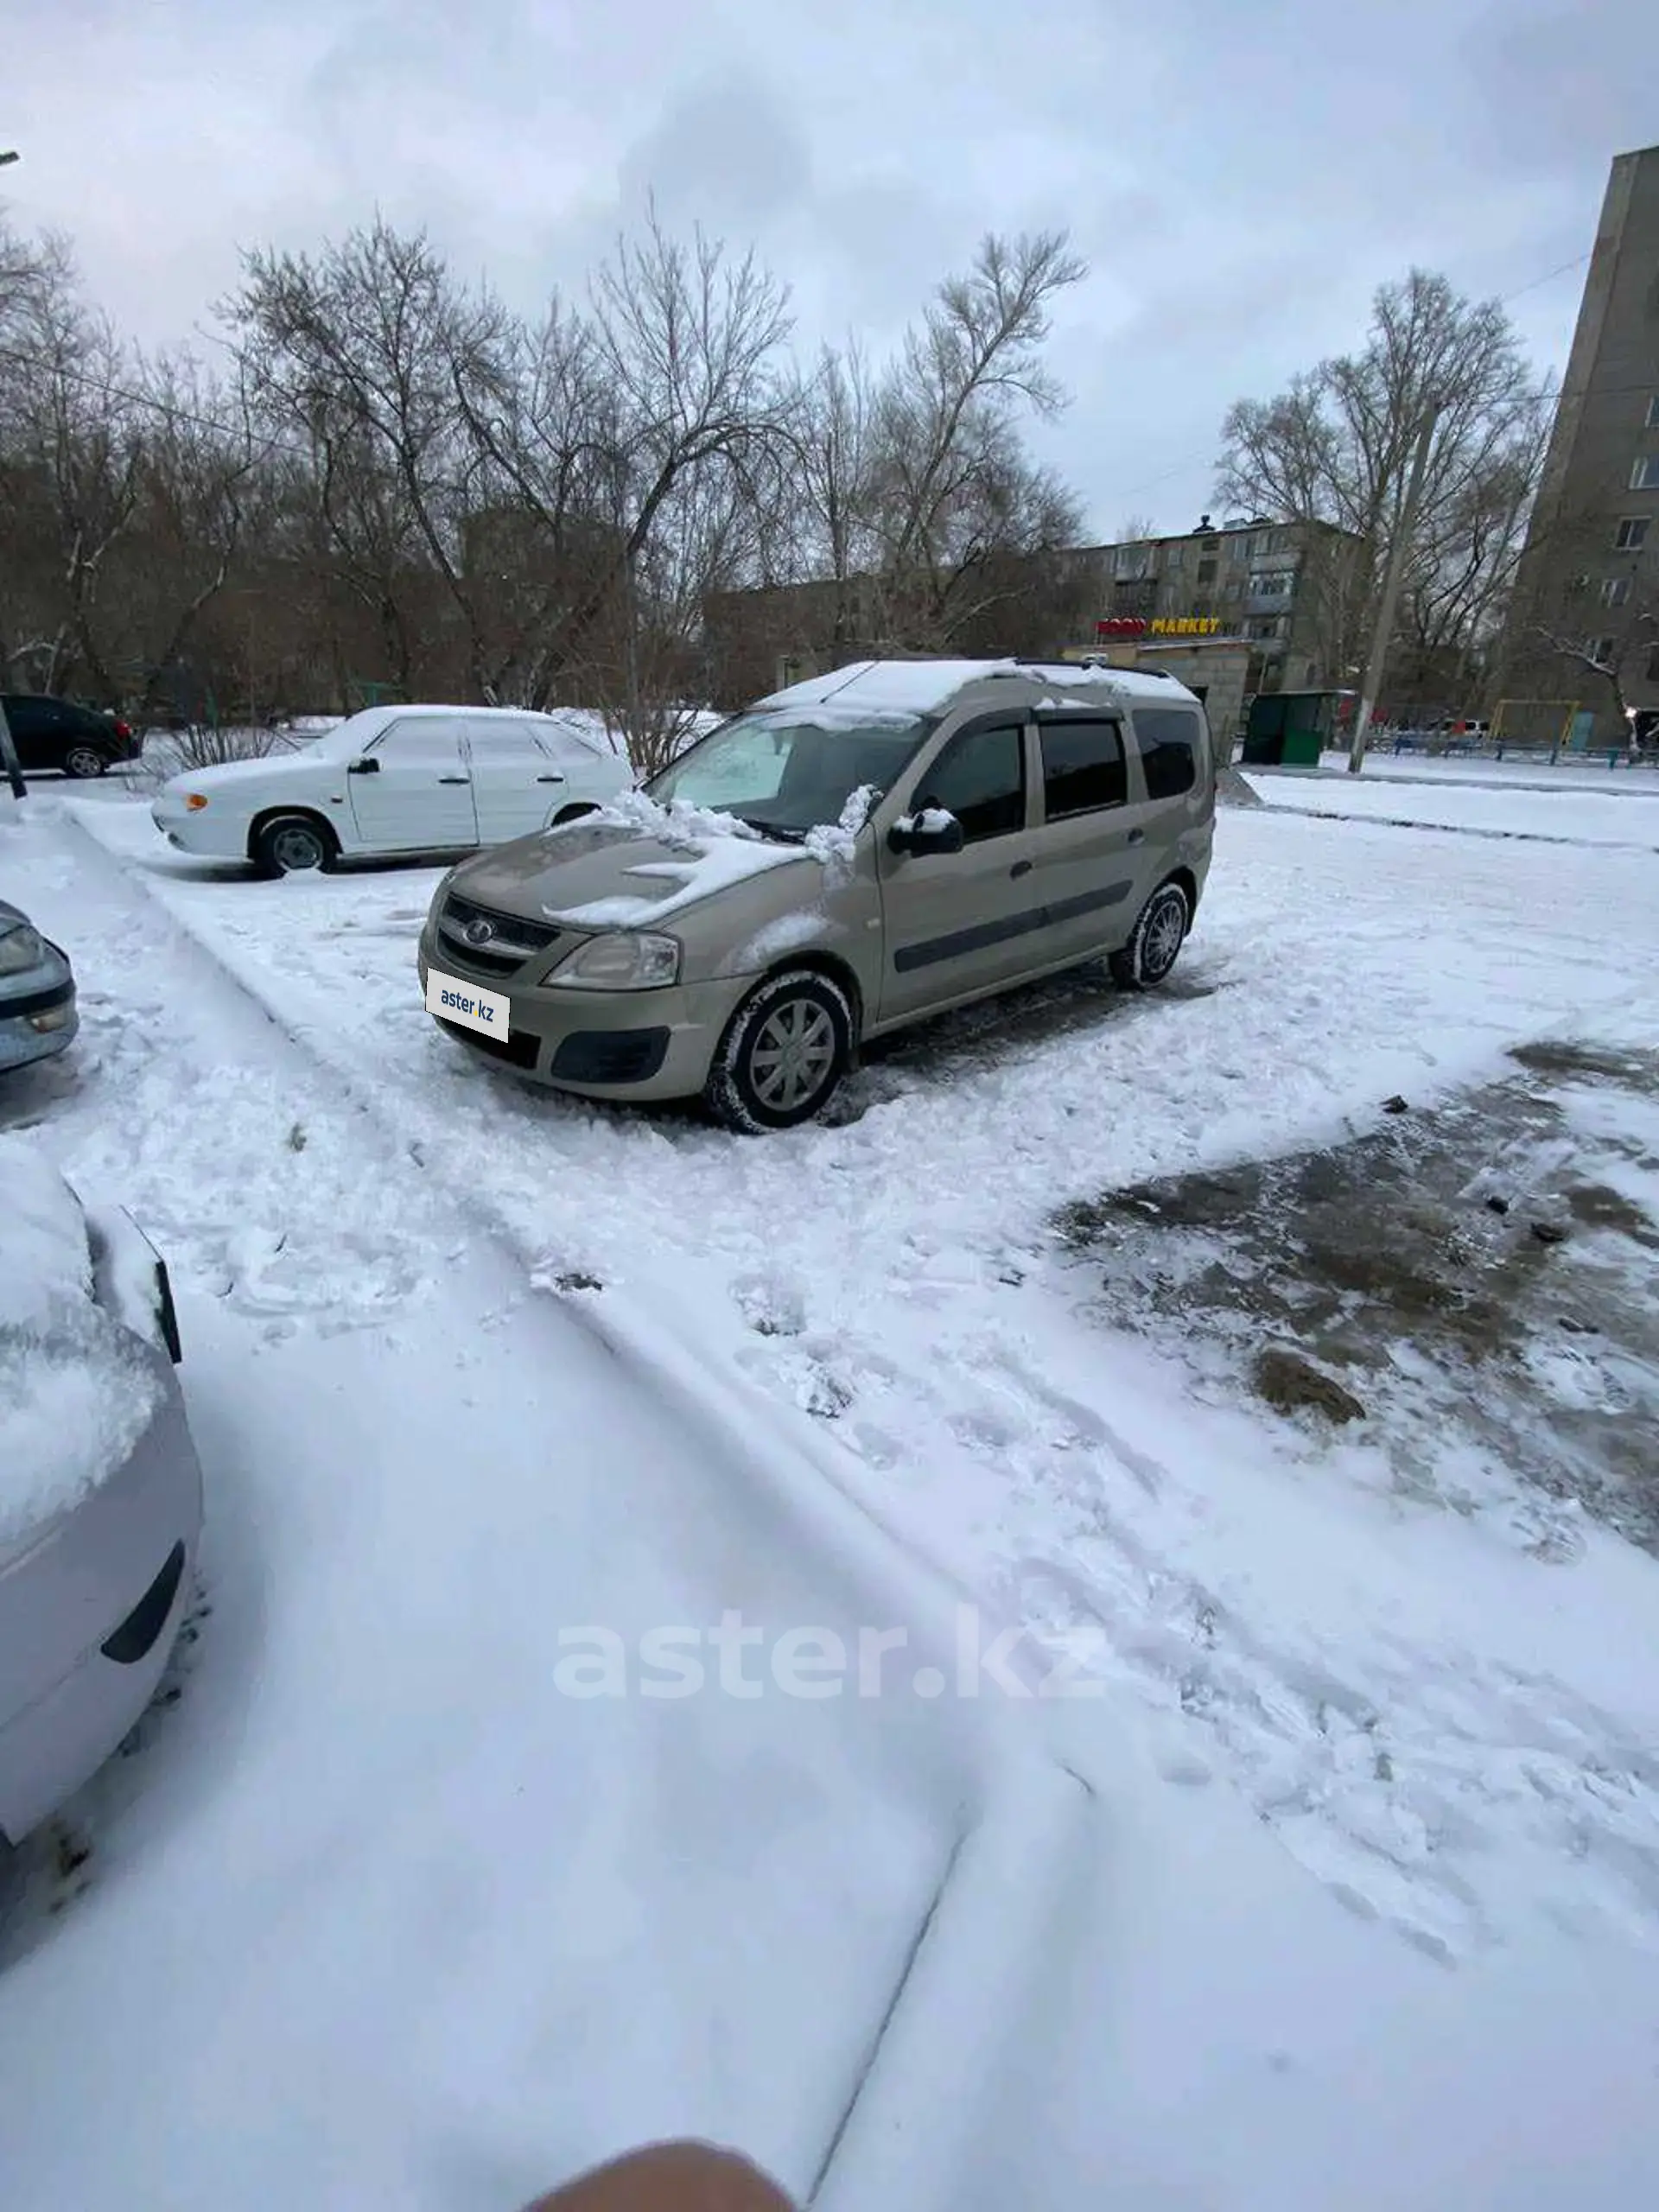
left=1116, top=511, right=1157, bottom=545
left=783, top=232, right=1085, bottom=656
left=227, top=221, right=518, bottom=698
left=0, top=251, right=143, bottom=696
left=1217, top=270, right=1548, bottom=689
left=864, top=231, right=1085, bottom=645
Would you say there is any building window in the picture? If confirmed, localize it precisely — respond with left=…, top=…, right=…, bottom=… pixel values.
left=1246, top=531, right=1268, bottom=559
left=1630, top=455, right=1659, bottom=491
left=1196, top=558, right=1217, bottom=584
left=1648, top=395, right=1659, bottom=429
left=1586, top=637, right=1617, bottom=664
left=1114, top=543, right=1148, bottom=579
left=1249, top=570, right=1295, bottom=597
left=1247, top=616, right=1287, bottom=641
left=1600, top=576, right=1632, bottom=607
left=1614, top=517, right=1649, bottom=550
left=1649, top=645, right=1659, bottom=684
left=1268, top=527, right=1292, bottom=554
left=1163, top=543, right=1184, bottom=572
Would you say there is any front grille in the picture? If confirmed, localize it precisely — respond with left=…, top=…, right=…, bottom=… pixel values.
left=438, top=893, right=563, bottom=978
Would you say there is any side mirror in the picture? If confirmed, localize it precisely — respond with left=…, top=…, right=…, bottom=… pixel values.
left=888, top=809, right=965, bottom=857
left=346, top=757, right=379, bottom=775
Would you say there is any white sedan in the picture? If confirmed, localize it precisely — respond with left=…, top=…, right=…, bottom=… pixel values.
left=151, top=704, right=635, bottom=877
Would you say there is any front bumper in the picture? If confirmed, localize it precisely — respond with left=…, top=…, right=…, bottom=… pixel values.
left=0, top=964, right=78, bottom=1072
left=419, top=922, right=750, bottom=1103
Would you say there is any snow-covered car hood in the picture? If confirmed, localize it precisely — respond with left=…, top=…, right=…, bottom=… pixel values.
left=448, top=805, right=813, bottom=932
left=159, top=755, right=317, bottom=801
left=0, top=1136, right=162, bottom=1556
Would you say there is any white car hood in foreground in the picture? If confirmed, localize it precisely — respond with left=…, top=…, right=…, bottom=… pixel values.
left=0, top=1137, right=162, bottom=1553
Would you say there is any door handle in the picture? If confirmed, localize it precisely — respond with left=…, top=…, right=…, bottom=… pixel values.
left=1009, top=859, right=1033, bottom=879
left=437, top=775, right=471, bottom=785
left=536, top=773, right=565, bottom=784
left=1127, top=828, right=1146, bottom=845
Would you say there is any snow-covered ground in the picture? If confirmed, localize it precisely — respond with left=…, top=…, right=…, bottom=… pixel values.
left=2, top=771, right=1657, bottom=2208
left=1246, top=761, right=1659, bottom=847
left=1321, top=748, right=1659, bottom=791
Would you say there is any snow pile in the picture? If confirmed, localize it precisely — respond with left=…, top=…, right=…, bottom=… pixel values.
left=0, top=1137, right=93, bottom=1330
left=804, top=785, right=879, bottom=883
left=0, top=1136, right=161, bottom=1548
left=546, top=785, right=878, bottom=929
left=582, top=785, right=761, bottom=852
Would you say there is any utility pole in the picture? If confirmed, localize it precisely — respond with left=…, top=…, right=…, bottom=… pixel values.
left=1348, top=399, right=1441, bottom=773
left=0, top=699, right=25, bottom=802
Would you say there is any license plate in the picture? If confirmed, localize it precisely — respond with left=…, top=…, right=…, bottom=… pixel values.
left=425, top=967, right=511, bottom=1039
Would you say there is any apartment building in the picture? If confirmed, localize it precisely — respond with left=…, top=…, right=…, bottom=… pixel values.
left=1066, top=514, right=1363, bottom=691
left=1497, top=143, right=1659, bottom=746
left=702, top=516, right=1363, bottom=710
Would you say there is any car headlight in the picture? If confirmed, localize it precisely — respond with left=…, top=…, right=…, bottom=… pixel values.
left=549, top=931, right=681, bottom=990
left=0, top=925, right=44, bottom=976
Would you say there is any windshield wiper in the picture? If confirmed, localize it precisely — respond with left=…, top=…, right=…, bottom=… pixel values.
left=734, top=817, right=804, bottom=843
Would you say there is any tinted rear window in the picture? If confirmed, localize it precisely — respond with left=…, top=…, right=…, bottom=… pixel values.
left=1039, top=718, right=1127, bottom=818
left=1132, top=708, right=1203, bottom=798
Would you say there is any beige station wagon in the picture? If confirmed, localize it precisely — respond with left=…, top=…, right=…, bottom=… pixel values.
left=416, top=658, right=1216, bottom=1131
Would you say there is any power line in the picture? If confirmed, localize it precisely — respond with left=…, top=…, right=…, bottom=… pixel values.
left=1111, top=248, right=1603, bottom=515
left=1499, top=251, right=1591, bottom=307
left=0, top=341, right=305, bottom=463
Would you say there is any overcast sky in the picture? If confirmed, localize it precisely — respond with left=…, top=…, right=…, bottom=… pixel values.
left=3, top=0, right=1652, bottom=541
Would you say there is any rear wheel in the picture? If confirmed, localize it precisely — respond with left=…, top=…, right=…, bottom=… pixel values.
left=251, top=813, right=336, bottom=878
left=704, top=969, right=854, bottom=1134
left=62, top=744, right=108, bottom=779
left=1109, top=879, right=1190, bottom=989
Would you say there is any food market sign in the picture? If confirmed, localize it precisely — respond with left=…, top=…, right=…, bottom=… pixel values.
left=1096, top=616, right=1223, bottom=639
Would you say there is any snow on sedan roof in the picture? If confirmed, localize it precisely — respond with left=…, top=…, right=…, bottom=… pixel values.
left=756, top=658, right=1197, bottom=717
left=0, top=1136, right=162, bottom=1548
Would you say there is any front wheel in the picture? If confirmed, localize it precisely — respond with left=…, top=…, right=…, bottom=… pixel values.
left=1109, top=879, right=1191, bottom=989
left=63, top=744, right=108, bottom=779
left=704, top=969, right=854, bottom=1134
left=251, top=813, right=335, bottom=878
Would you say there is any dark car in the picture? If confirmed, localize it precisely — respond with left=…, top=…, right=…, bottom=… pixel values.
left=0, top=694, right=140, bottom=778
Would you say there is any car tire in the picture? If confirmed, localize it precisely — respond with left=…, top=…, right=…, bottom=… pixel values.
left=251, top=813, right=336, bottom=878
left=62, top=744, right=108, bottom=779
left=1109, top=878, right=1191, bottom=990
left=704, top=969, right=854, bottom=1135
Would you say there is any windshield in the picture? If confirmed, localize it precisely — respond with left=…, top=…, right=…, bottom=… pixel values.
left=645, top=709, right=930, bottom=840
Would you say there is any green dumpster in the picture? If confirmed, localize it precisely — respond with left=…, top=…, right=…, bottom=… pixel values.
left=1241, top=690, right=1336, bottom=767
